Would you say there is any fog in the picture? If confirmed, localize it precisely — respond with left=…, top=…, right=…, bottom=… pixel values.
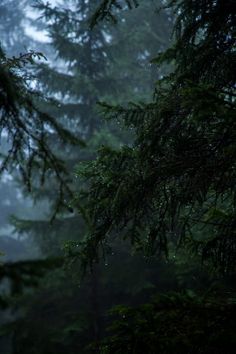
left=1, top=1, right=235, bottom=353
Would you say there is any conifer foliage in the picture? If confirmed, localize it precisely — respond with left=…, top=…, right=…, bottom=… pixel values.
left=76, top=0, right=236, bottom=273
left=0, top=47, right=81, bottom=199
left=20, top=0, right=171, bottom=251
left=1, top=1, right=236, bottom=353
left=91, top=0, right=140, bottom=27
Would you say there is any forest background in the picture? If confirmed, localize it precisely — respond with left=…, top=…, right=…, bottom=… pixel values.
left=0, top=0, right=236, bottom=353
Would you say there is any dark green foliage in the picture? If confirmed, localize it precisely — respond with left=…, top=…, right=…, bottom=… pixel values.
left=99, top=292, right=236, bottom=354
left=20, top=0, right=172, bottom=254
left=11, top=215, right=82, bottom=256
left=91, top=0, right=140, bottom=27
left=0, top=47, right=83, bottom=208
left=0, top=257, right=62, bottom=308
left=3, top=3, right=175, bottom=354
left=7, top=250, right=186, bottom=354
left=2, top=1, right=236, bottom=353
left=75, top=0, right=236, bottom=273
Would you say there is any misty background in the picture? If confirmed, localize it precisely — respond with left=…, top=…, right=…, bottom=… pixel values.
left=2, top=1, right=232, bottom=353
left=0, top=1, right=175, bottom=353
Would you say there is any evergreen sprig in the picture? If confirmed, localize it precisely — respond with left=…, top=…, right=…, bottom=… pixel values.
left=90, top=0, right=140, bottom=27
left=0, top=47, right=84, bottom=213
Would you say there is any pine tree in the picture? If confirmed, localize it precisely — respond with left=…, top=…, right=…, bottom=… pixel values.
left=8, top=2, right=176, bottom=353
left=0, top=0, right=83, bottom=321
left=18, top=0, right=172, bottom=254
left=75, top=0, right=236, bottom=275
left=72, top=1, right=236, bottom=352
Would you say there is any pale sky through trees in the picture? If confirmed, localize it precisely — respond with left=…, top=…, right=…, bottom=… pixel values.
left=25, top=0, right=62, bottom=43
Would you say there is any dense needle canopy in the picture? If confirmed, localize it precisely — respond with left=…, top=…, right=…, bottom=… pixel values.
left=75, top=0, right=236, bottom=273
left=0, top=2, right=236, bottom=354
